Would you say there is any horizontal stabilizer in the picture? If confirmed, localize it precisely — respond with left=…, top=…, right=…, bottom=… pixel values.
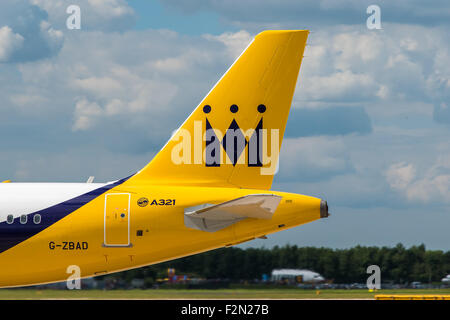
left=184, top=194, right=282, bottom=232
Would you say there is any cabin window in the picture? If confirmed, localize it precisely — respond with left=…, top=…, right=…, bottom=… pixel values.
left=6, top=214, right=14, bottom=224
left=20, top=214, right=27, bottom=224
left=33, top=214, right=41, bottom=224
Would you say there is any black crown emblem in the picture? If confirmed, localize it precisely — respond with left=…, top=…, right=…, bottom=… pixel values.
left=204, top=104, right=266, bottom=167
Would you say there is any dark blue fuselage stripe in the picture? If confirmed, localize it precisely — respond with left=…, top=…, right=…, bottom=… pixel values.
left=0, top=175, right=132, bottom=254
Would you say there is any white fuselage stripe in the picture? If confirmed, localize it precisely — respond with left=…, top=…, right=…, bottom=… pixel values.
left=0, top=183, right=107, bottom=223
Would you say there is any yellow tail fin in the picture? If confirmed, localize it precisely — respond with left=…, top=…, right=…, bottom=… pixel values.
left=130, top=30, right=308, bottom=189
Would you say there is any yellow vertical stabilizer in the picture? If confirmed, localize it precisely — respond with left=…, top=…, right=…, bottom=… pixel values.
left=129, top=30, right=309, bottom=189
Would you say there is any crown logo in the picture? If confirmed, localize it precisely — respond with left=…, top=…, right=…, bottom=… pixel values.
left=171, top=103, right=278, bottom=175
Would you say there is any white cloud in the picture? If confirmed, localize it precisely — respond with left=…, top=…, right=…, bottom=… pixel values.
left=332, top=31, right=383, bottom=68
left=153, top=57, right=190, bottom=73
left=204, top=30, right=252, bottom=58
left=88, top=0, right=134, bottom=17
left=386, top=159, right=450, bottom=203
left=278, top=136, right=353, bottom=181
left=72, top=98, right=103, bottom=131
left=74, top=76, right=123, bottom=98
left=0, top=1, right=64, bottom=63
left=104, top=98, right=126, bottom=116
left=299, top=70, right=377, bottom=102
left=385, top=162, right=416, bottom=191
left=293, top=24, right=449, bottom=120
left=10, top=94, right=48, bottom=109
left=7, top=28, right=247, bottom=138
left=0, top=26, right=24, bottom=62
left=32, top=0, right=136, bottom=31
left=39, top=20, right=64, bottom=52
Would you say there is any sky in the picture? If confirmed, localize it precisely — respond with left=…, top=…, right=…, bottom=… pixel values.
left=0, top=0, right=449, bottom=250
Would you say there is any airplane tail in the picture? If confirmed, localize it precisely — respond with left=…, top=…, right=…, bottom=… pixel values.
left=129, top=30, right=308, bottom=189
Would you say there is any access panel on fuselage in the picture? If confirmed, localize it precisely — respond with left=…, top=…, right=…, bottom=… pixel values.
left=104, top=193, right=131, bottom=247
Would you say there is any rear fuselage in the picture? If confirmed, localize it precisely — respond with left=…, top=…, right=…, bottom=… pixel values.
left=0, top=181, right=322, bottom=287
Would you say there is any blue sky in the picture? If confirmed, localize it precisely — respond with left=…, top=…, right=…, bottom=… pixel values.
left=130, top=1, right=227, bottom=34
left=0, top=0, right=449, bottom=249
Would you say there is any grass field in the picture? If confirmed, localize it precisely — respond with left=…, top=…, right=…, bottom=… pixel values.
left=1, top=288, right=450, bottom=300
